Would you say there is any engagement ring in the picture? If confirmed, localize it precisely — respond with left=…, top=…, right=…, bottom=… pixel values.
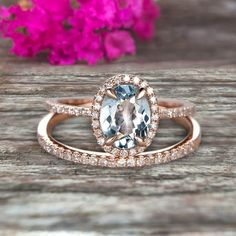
left=38, top=74, right=201, bottom=168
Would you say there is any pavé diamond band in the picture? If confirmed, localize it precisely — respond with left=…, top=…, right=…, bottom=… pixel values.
left=46, top=98, right=195, bottom=119
left=37, top=74, right=201, bottom=168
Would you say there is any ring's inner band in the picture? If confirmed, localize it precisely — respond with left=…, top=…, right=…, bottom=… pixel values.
left=42, top=113, right=197, bottom=157
left=58, top=98, right=92, bottom=107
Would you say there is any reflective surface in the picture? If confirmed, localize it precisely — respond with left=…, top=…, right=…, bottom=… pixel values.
left=100, top=85, right=151, bottom=149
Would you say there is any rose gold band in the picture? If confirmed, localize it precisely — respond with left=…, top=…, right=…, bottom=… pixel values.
left=37, top=99, right=201, bottom=168
left=46, top=98, right=195, bottom=119
left=38, top=74, right=201, bottom=168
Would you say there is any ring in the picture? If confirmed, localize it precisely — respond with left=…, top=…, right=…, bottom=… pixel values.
left=37, top=74, right=201, bottom=168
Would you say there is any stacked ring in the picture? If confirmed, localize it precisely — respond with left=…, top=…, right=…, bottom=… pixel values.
left=37, top=74, right=201, bottom=168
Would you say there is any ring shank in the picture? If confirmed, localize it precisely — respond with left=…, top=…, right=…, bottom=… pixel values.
left=46, top=98, right=195, bottom=119
left=37, top=113, right=201, bottom=168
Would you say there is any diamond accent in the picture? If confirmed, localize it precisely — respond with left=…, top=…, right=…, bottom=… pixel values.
left=38, top=134, right=199, bottom=168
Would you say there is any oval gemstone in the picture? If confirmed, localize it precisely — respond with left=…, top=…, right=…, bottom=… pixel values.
left=100, top=85, right=151, bottom=149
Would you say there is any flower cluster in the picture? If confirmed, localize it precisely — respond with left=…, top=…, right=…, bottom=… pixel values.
left=0, top=0, right=160, bottom=65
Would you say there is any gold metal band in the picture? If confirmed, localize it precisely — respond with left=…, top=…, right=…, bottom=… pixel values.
left=46, top=98, right=195, bottom=119
left=37, top=111, right=201, bottom=168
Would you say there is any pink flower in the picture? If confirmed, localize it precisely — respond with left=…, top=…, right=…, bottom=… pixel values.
left=33, top=0, right=72, bottom=21
left=0, top=0, right=160, bottom=65
left=49, top=30, right=77, bottom=65
left=75, top=31, right=104, bottom=65
left=105, top=31, right=135, bottom=60
left=133, top=0, right=160, bottom=40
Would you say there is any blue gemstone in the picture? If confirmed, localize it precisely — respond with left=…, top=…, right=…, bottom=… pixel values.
left=100, top=84, right=151, bottom=149
left=114, top=85, right=137, bottom=100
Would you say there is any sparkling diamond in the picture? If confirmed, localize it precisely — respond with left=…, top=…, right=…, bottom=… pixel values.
left=123, top=75, right=130, bottom=82
left=95, top=95, right=103, bottom=102
left=89, top=155, right=98, bottom=165
left=99, top=157, right=108, bottom=166
left=81, top=154, right=89, bottom=164
left=97, top=137, right=105, bottom=145
left=65, top=150, right=72, bottom=160
left=72, top=152, right=80, bottom=161
left=120, top=150, right=128, bottom=158
left=92, top=120, right=99, bottom=128
left=136, top=156, right=145, bottom=166
left=117, top=158, right=126, bottom=167
left=94, top=103, right=101, bottom=110
left=100, top=84, right=151, bottom=149
left=150, top=96, right=156, bottom=104
left=141, top=81, right=148, bottom=88
left=147, top=87, right=154, bottom=95
left=127, top=157, right=136, bottom=167
left=133, top=76, right=140, bottom=85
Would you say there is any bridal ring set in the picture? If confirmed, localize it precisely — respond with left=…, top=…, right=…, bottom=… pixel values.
left=37, top=74, right=201, bottom=168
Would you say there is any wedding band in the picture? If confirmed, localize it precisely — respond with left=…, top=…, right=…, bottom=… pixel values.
left=37, top=74, right=201, bottom=168
left=38, top=113, right=201, bottom=167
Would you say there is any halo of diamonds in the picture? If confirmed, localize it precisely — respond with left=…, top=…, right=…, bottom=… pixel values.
left=91, top=74, right=159, bottom=158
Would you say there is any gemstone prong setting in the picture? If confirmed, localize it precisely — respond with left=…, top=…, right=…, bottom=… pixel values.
left=106, top=89, right=117, bottom=99
left=105, top=133, right=124, bottom=145
left=137, top=88, right=146, bottom=100
left=135, top=137, right=146, bottom=147
left=91, top=74, right=159, bottom=158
